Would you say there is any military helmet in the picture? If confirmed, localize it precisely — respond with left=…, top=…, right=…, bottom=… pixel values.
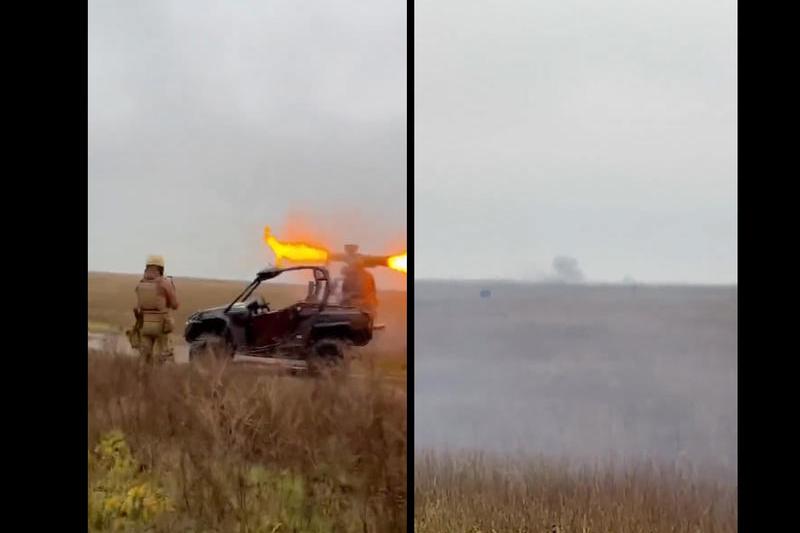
left=146, top=255, right=165, bottom=268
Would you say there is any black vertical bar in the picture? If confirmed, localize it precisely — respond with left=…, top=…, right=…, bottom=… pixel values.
left=406, top=0, right=415, bottom=530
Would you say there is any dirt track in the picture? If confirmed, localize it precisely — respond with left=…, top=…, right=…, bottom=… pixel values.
left=88, top=332, right=312, bottom=370
left=88, top=332, right=190, bottom=362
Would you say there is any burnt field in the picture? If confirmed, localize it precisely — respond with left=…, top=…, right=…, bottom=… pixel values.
left=414, top=281, right=737, bottom=474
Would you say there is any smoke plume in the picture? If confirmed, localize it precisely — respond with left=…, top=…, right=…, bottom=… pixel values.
left=552, top=256, right=585, bottom=283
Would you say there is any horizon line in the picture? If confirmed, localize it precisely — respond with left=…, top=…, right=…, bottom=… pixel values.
left=88, top=270, right=409, bottom=292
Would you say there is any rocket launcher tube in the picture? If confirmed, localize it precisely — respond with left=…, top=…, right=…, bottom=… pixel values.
left=329, top=252, right=389, bottom=268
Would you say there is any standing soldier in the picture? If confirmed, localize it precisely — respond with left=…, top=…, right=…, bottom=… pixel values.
left=128, top=255, right=179, bottom=364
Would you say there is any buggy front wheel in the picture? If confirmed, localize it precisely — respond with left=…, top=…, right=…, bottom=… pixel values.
left=189, top=333, right=234, bottom=362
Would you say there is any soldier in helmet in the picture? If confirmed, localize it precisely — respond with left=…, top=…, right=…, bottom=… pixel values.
left=128, top=255, right=179, bottom=364
left=343, top=243, right=360, bottom=259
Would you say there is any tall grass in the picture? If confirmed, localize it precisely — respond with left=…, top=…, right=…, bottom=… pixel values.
left=415, top=451, right=736, bottom=533
left=88, top=353, right=407, bottom=532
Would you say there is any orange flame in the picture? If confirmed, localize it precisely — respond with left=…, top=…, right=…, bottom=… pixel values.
left=264, top=225, right=406, bottom=274
left=264, top=226, right=329, bottom=265
left=387, top=253, right=407, bottom=274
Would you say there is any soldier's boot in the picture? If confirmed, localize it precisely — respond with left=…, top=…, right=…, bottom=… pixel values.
left=158, top=349, right=175, bottom=365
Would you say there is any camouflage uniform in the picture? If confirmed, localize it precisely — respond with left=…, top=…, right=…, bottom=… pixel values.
left=128, top=255, right=179, bottom=364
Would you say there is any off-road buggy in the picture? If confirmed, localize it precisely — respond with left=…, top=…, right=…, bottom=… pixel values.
left=184, top=266, right=373, bottom=370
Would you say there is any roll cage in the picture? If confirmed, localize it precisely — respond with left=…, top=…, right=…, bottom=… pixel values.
left=224, top=266, right=332, bottom=314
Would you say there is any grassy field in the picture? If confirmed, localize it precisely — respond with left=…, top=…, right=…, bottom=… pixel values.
left=88, top=271, right=407, bottom=532
left=415, top=282, right=736, bottom=531
left=89, top=273, right=739, bottom=531
left=89, top=354, right=406, bottom=532
left=415, top=452, right=736, bottom=533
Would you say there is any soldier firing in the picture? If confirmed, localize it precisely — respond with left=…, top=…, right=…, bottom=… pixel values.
left=330, top=244, right=384, bottom=319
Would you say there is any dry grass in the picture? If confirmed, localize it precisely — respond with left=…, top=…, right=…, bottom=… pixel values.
left=415, top=451, right=736, bottom=533
left=88, top=271, right=407, bottom=531
left=88, top=271, right=407, bottom=351
left=88, top=352, right=407, bottom=532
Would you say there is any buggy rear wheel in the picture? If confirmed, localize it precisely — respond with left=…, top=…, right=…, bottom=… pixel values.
left=307, top=338, right=348, bottom=376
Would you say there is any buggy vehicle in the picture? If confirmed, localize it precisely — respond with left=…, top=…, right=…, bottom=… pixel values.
left=184, top=266, right=373, bottom=368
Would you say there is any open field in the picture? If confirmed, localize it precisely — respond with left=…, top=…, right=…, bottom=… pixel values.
left=415, top=281, right=736, bottom=531
left=88, top=271, right=407, bottom=532
left=415, top=281, right=737, bottom=471
left=88, top=271, right=407, bottom=357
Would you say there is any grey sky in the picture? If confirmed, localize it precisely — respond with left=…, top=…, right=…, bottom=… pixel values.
left=415, top=0, right=736, bottom=284
left=89, top=0, right=406, bottom=286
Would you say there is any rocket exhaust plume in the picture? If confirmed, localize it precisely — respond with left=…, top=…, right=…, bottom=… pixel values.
left=263, top=225, right=406, bottom=274
left=264, top=226, right=329, bottom=265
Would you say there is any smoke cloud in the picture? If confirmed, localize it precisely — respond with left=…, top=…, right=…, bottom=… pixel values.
left=551, top=256, right=585, bottom=283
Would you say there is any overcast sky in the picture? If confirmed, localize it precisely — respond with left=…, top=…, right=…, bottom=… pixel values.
left=415, top=0, right=736, bottom=284
left=89, top=1, right=406, bottom=286
left=91, top=1, right=735, bottom=286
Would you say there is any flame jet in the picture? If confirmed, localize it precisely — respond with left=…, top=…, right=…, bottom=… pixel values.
left=263, top=227, right=405, bottom=322
left=264, top=227, right=406, bottom=273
